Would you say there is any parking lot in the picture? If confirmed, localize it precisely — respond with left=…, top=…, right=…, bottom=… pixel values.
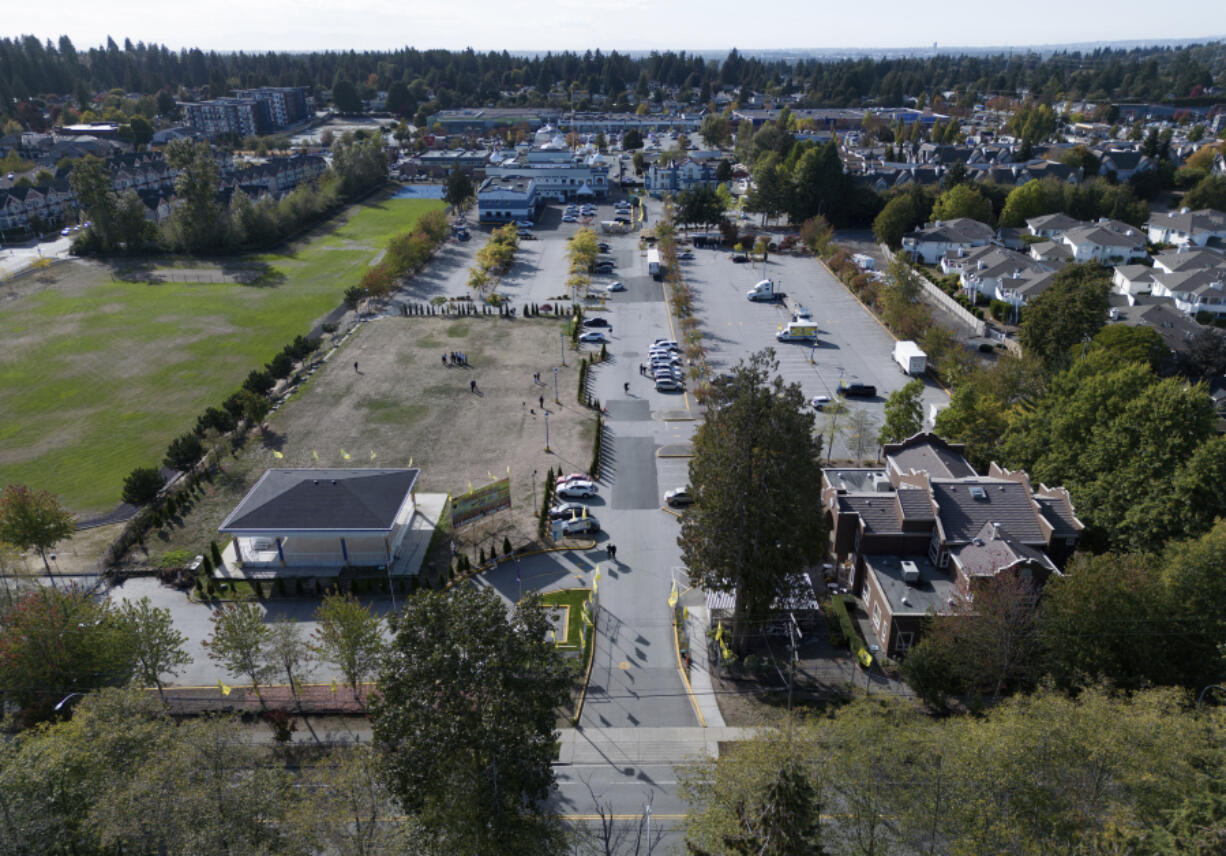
left=675, top=228, right=949, bottom=460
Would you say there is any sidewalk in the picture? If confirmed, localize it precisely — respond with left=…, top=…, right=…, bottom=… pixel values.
left=683, top=603, right=725, bottom=727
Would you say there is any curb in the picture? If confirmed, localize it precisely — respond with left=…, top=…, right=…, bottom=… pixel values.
left=573, top=603, right=598, bottom=725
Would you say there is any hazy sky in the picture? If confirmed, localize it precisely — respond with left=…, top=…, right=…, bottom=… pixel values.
left=9, top=0, right=1226, bottom=54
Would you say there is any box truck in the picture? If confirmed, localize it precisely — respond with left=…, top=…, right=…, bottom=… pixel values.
left=893, top=340, right=928, bottom=375
left=776, top=321, right=818, bottom=342
left=647, top=248, right=662, bottom=280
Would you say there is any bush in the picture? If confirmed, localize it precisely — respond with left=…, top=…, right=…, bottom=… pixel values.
left=210, top=540, right=223, bottom=565
left=503, top=535, right=512, bottom=556
left=194, top=406, right=235, bottom=437
left=829, top=595, right=870, bottom=663
left=343, top=285, right=365, bottom=309
left=122, top=466, right=164, bottom=506
left=267, top=351, right=294, bottom=379
left=242, top=369, right=274, bottom=396
left=322, top=321, right=339, bottom=334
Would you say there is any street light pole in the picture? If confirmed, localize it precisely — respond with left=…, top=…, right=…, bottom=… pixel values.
left=560, top=331, right=566, bottom=366
left=544, top=411, right=551, bottom=453
left=553, top=366, right=559, bottom=404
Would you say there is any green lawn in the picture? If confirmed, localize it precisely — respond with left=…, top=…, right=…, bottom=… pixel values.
left=540, top=588, right=593, bottom=652
left=0, top=196, right=444, bottom=514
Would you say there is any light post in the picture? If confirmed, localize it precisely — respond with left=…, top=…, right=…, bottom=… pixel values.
left=553, top=366, right=559, bottom=404
left=560, top=331, right=566, bottom=366
left=532, top=469, right=537, bottom=512
left=544, top=411, right=551, bottom=453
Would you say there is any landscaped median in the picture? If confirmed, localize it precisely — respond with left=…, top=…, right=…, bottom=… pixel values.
left=540, top=587, right=597, bottom=724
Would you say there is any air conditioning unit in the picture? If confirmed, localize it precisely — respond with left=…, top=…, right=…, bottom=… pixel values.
left=901, top=560, right=920, bottom=584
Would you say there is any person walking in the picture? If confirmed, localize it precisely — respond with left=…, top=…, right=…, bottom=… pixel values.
left=354, top=361, right=359, bottom=373
left=539, top=394, right=545, bottom=410
left=608, top=544, right=617, bottom=561
left=470, top=379, right=477, bottom=393
left=624, top=382, right=630, bottom=394
left=442, top=353, right=448, bottom=367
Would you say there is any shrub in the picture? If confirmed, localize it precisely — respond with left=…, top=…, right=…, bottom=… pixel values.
left=195, top=406, right=235, bottom=437
left=210, top=540, right=223, bottom=564
left=343, top=285, right=365, bottom=309
left=478, top=547, right=486, bottom=566
left=322, top=321, right=339, bottom=334
left=242, top=369, right=274, bottom=396
left=201, top=554, right=214, bottom=575
left=267, top=351, right=294, bottom=379
left=503, top=535, right=512, bottom=556
left=122, top=466, right=164, bottom=506
left=829, top=595, right=870, bottom=663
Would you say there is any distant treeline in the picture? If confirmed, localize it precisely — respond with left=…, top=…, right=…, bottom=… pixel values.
left=2, top=36, right=1225, bottom=128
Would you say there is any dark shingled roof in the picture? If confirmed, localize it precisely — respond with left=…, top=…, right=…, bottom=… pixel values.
left=930, top=479, right=1046, bottom=544
left=1035, top=494, right=1082, bottom=536
left=887, top=437, right=977, bottom=480
left=219, top=468, right=419, bottom=533
left=953, top=522, right=1055, bottom=578
left=896, top=488, right=936, bottom=520
left=837, top=494, right=902, bottom=534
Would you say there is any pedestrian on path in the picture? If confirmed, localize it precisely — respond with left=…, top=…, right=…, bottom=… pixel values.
left=608, top=544, right=617, bottom=561
left=470, top=379, right=477, bottom=393
left=442, top=353, right=449, bottom=367
left=539, top=395, right=545, bottom=409
left=624, top=382, right=630, bottom=394
left=353, top=361, right=359, bottom=373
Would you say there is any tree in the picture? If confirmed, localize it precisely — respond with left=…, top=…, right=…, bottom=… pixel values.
left=676, top=185, right=725, bottom=230
left=311, top=591, right=384, bottom=700
left=1084, top=322, right=1169, bottom=370
left=878, top=378, right=925, bottom=445
left=845, top=409, right=878, bottom=462
left=0, top=587, right=135, bottom=723
left=0, top=484, right=75, bottom=573
left=370, top=586, right=570, bottom=855
left=1038, top=552, right=1168, bottom=690
left=332, top=75, right=363, bottom=113
left=1185, top=327, right=1226, bottom=377
left=164, top=432, right=204, bottom=471
left=681, top=727, right=827, bottom=856
left=233, top=388, right=271, bottom=427
left=267, top=616, right=312, bottom=703
left=788, top=142, right=844, bottom=223
left=872, top=191, right=923, bottom=248
left=998, top=178, right=1052, bottom=227
left=1061, top=144, right=1101, bottom=177
left=444, top=168, right=475, bottom=212
left=121, top=466, right=164, bottom=506
left=203, top=602, right=274, bottom=699
left=127, top=115, right=153, bottom=147
left=286, top=745, right=408, bottom=856
left=119, top=596, right=192, bottom=698
left=700, top=114, right=732, bottom=149
left=162, top=139, right=222, bottom=252
left=68, top=155, right=118, bottom=249
left=1182, top=174, right=1226, bottom=210
left=385, top=80, right=416, bottom=117
left=1017, top=261, right=1110, bottom=372
left=930, top=182, right=993, bottom=225
left=1160, top=519, right=1226, bottom=689
left=631, top=150, right=645, bottom=176
left=621, top=128, right=643, bottom=150
left=679, top=350, right=826, bottom=650
left=715, top=158, right=734, bottom=183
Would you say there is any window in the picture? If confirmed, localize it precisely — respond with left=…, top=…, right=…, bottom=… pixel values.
left=871, top=599, right=881, bottom=633
left=896, top=631, right=914, bottom=652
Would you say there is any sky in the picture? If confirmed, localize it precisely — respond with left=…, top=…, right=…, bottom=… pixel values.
left=8, top=0, right=1226, bottom=54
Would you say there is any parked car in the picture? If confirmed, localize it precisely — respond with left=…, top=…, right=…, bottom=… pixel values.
left=556, top=472, right=593, bottom=486
left=664, top=488, right=694, bottom=507
left=549, top=501, right=587, bottom=520
left=597, top=242, right=611, bottom=251
left=652, top=339, right=678, bottom=348
left=562, top=215, right=578, bottom=223
left=582, top=317, right=612, bottom=328
left=517, top=230, right=536, bottom=240
left=678, top=250, right=694, bottom=260
left=514, top=219, right=534, bottom=228
left=579, top=331, right=608, bottom=344
left=838, top=382, right=877, bottom=397
left=606, top=281, right=626, bottom=292
left=811, top=395, right=832, bottom=410
left=655, top=377, right=684, bottom=392
left=561, top=516, right=600, bottom=535
left=556, top=480, right=599, bottom=499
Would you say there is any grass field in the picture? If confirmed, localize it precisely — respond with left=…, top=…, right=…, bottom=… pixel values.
left=0, top=196, right=444, bottom=515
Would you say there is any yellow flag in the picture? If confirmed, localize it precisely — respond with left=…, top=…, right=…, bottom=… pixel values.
left=311, top=449, right=319, bottom=461
left=218, top=680, right=232, bottom=696
left=370, top=449, right=377, bottom=460
left=715, top=620, right=724, bottom=642
left=667, top=579, right=678, bottom=609
left=506, top=465, right=511, bottom=475
left=330, top=678, right=337, bottom=694
left=340, top=449, right=351, bottom=460
left=683, top=607, right=689, bottom=621
left=408, top=457, right=413, bottom=468
left=488, top=471, right=494, bottom=480
left=467, top=481, right=473, bottom=494
left=582, top=505, right=588, bottom=519
left=272, top=450, right=284, bottom=459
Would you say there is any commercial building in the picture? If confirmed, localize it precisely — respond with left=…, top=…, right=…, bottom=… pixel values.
left=484, top=149, right=609, bottom=202
left=477, top=175, right=537, bottom=223
left=181, top=87, right=311, bottom=140
left=233, top=87, right=310, bottom=129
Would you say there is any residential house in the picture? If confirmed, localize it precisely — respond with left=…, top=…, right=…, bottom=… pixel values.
left=1106, top=293, right=1201, bottom=362
left=1026, top=212, right=1085, bottom=239
left=901, top=217, right=996, bottom=264
left=1097, top=148, right=1153, bottom=180
left=645, top=157, right=723, bottom=194
left=1146, top=208, right=1226, bottom=248
left=1112, top=263, right=1157, bottom=296
left=943, top=245, right=1052, bottom=301
left=996, top=269, right=1060, bottom=309
left=821, top=433, right=1080, bottom=657
left=1148, top=266, right=1226, bottom=317
left=1154, top=246, right=1225, bottom=273
left=1059, top=220, right=1148, bottom=263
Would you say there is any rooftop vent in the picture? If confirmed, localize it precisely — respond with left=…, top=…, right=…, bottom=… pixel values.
left=969, top=485, right=988, bottom=501
left=901, top=560, right=920, bottom=584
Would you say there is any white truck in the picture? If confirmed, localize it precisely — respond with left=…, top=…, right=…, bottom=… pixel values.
left=893, top=340, right=928, bottom=375
left=647, top=248, right=662, bottom=280
left=776, top=321, right=818, bottom=342
left=747, top=279, right=784, bottom=302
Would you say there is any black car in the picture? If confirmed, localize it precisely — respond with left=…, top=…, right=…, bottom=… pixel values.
left=582, top=317, right=611, bottom=328
left=598, top=243, right=611, bottom=252
left=839, top=382, right=877, bottom=397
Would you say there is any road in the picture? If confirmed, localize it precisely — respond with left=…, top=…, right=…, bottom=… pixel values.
left=0, top=233, right=73, bottom=279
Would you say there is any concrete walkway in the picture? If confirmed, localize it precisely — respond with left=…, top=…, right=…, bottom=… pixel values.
left=683, top=603, right=725, bottom=727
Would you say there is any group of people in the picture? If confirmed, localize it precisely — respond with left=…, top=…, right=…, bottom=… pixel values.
left=444, top=351, right=468, bottom=366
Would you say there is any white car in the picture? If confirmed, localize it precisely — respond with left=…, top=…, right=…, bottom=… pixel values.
left=556, top=480, right=599, bottom=499
left=562, top=215, right=578, bottom=223
left=561, top=516, right=600, bottom=535
left=652, top=339, right=679, bottom=349
left=579, top=331, right=608, bottom=344
left=678, top=250, right=695, bottom=260
left=811, top=395, right=832, bottom=410
left=606, top=281, right=626, bottom=292
left=514, top=219, right=534, bottom=228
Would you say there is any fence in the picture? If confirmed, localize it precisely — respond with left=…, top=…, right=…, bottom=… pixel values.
left=880, top=244, right=987, bottom=337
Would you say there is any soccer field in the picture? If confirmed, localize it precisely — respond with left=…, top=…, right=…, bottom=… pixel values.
left=0, top=196, right=444, bottom=515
